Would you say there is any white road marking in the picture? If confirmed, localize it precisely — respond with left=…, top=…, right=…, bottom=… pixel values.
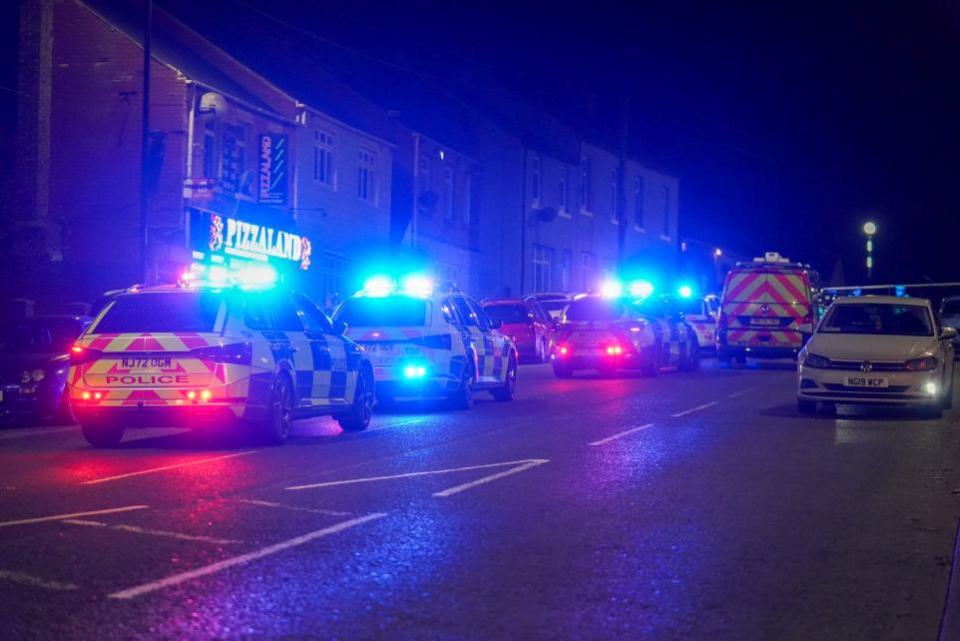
left=0, top=505, right=149, bottom=529
left=671, top=401, right=718, bottom=418
left=433, top=459, right=549, bottom=497
left=285, top=459, right=548, bottom=492
left=587, top=423, right=655, bottom=447
left=229, top=499, right=352, bottom=517
left=728, top=387, right=758, bottom=398
left=108, top=512, right=388, bottom=600
left=0, top=570, right=78, bottom=591
left=61, top=519, right=241, bottom=545
left=81, top=451, right=257, bottom=485
left=0, top=426, right=77, bottom=441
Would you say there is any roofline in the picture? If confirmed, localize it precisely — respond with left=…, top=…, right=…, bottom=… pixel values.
left=308, top=106, right=395, bottom=150
left=408, top=131, right=482, bottom=167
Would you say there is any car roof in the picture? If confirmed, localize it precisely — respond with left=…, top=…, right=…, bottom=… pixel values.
left=834, top=295, right=930, bottom=307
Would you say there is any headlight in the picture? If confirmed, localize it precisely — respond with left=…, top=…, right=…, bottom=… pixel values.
left=21, top=369, right=47, bottom=384
left=802, top=353, right=831, bottom=369
left=905, top=356, right=938, bottom=371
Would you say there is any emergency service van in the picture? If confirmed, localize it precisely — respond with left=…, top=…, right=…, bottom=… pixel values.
left=334, top=277, right=518, bottom=408
left=717, top=252, right=817, bottom=363
left=69, top=284, right=374, bottom=447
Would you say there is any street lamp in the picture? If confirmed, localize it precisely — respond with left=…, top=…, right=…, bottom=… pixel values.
left=863, top=222, right=877, bottom=281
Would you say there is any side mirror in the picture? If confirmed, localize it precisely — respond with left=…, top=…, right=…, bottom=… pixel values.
left=942, top=327, right=958, bottom=341
left=333, top=319, right=348, bottom=335
left=490, top=319, right=503, bottom=330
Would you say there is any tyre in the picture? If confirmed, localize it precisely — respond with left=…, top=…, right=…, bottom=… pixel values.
left=797, top=399, right=817, bottom=415
left=258, top=374, right=295, bottom=444
left=552, top=362, right=573, bottom=378
left=336, top=367, right=374, bottom=432
left=447, top=358, right=475, bottom=410
left=54, top=390, right=75, bottom=425
left=492, top=355, right=518, bottom=401
left=537, top=339, right=548, bottom=364
left=81, top=421, right=125, bottom=448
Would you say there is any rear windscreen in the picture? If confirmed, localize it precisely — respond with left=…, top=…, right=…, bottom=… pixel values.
left=483, top=304, right=528, bottom=324
left=94, top=293, right=222, bottom=333
left=564, top=299, right=628, bottom=322
left=335, top=296, right=429, bottom=327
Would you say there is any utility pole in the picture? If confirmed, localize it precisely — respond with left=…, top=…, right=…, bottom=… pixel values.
left=139, top=0, right=152, bottom=284
left=616, top=97, right=630, bottom=266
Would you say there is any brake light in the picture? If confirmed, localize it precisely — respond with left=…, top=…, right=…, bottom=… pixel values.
left=191, top=343, right=252, bottom=365
left=605, top=344, right=623, bottom=356
left=411, top=334, right=452, bottom=350
left=558, top=345, right=570, bottom=357
left=69, top=344, right=103, bottom=365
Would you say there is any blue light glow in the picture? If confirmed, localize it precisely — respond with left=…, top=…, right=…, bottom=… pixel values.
left=600, top=279, right=623, bottom=297
left=400, top=274, right=434, bottom=298
left=403, top=364, right=428, bottom=379
left=677, top=284, right=694, bottom=298
left=363, top=275, right=396, bottom=297
left=629, top=280, right=655, bottom=298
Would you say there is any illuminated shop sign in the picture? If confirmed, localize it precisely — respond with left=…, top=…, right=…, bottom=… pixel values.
left=258, top=134, right=288, bottom=205
left=193, top=210, right=311, bottom=271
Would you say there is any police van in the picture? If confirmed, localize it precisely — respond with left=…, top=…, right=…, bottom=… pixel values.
left=69, top=283, right=374, bottom=447
left=717, top=252, right=817, bottom=363
left=333, top=276, right=518, bottom=408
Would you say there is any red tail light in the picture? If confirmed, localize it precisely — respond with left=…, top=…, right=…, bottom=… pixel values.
left=191, top=343, right=252, bottom=365
left=605, top=344, right=623, bottom=356
left=69, top=344, right=103, bottom=365
left=557, top=345, right=570, bottom=357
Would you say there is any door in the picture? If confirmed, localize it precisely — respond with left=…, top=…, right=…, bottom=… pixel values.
left=467, top=297, right=508, bottom=384
left=294, top=294, right=354, bottom=405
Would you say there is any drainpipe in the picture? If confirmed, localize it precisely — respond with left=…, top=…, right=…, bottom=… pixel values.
left=183, top=82, right=195, bottom=253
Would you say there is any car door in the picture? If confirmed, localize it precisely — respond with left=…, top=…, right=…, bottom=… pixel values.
left=449, top=295, right=492, bottom=383
left=268, top=295, right=316, bottom=408
left=467, top=297, right=508, bottom=384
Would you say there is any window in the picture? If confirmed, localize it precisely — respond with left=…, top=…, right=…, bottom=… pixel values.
left=450, top=296, right=477, bottom=326
left=532, top=244, right=553, bottom=292
left=560, top=249, right=572, bottom=292
left=418, top=153, right=432, bottom=217
left=531, top=154, right=542, bottom=205
left=357, top=148, right=376, bottom=202
left=579, top=156, right=592, bottom=213
left=320, top=251, right=350, bottom=311
left=336, top=296, right=430, bottom=327
left=219, top=124, right=246, bottom=193
left=559, top=166, right=568, bottom=212
left=633, top=175, right=645, bottom=228
left=659, top=186, right=670, bottom=236
left=313, top=130, right=334, bottom=187
left=202, top=120, right=216, bottom=178
left=610, top=168, right=619, bottom=221
left=444, top=166, right=455, bottom=221
left=94, top=293, right=222, bottom=333
left=464, top=174, right=474, bottom=224
left=467, top=298, right=495, bottom=331
left=294, top=294, right=333, bottom=334
left=580, top=251, right=596, bottom=289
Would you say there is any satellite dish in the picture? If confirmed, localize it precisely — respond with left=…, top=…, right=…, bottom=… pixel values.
left=199, top=92, right=229, bottom=119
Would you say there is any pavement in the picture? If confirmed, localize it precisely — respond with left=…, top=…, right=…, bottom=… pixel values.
left=1, top=359, right=959, bottom=641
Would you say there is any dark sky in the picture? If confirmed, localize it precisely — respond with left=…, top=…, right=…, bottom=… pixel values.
left=5, top=0, right=960, bottom=284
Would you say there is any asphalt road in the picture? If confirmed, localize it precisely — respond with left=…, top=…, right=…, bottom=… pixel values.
left=1, top=359, right=959, bottom=641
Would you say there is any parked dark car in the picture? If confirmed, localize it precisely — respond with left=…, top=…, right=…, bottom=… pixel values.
left=0, top=316, right=90, bottom=423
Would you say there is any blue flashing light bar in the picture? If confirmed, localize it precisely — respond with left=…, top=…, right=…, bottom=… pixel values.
left=600, top=279, right=623, bottom=298
left=677, top=284, right=694, bottom=299
left=629, top=280, right=655, bottom=298
left=400, top=274, right=434, bottom=298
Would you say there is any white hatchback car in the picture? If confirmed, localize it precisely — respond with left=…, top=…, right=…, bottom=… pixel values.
left=797, top=296, right=956, bottom=416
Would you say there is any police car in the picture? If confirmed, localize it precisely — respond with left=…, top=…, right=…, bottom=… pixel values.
left=69, top=279, right=374, bottom=447
left=552, top=292, right=699, bottom=377
left=333, top=276, right=518, bottom=408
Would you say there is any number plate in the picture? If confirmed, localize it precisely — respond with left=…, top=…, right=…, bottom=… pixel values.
left=573, top=332, right=602, bottom=346
left=363, top=343, right=393, bottom=353
left=751, top=318, right=779, bottom=326
left=121, top=356, right=172, bottom=369
left=845, top=376, right=888, bottom=388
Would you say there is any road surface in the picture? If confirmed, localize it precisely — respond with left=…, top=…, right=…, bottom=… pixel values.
left=1, top=360, right=959, bottom=641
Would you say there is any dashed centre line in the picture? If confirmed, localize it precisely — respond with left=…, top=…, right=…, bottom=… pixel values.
left=433, top=459, right=549, bottom=497
left=229, top=499, right=352, bottom=517
left=588, top=423, right=656, bottom=446
left=81, top=451, right=257, bottom=485
left=728, top=387, right=758, bottom=398
left=108, top=512, right=388, bottom=600
left=62, top=519, right=241, bottom=545
left=0, top=505, right=149, bottom=529
left=671, top=401, right=718, bottom=418
left=0, top=570, right=78, bottom=591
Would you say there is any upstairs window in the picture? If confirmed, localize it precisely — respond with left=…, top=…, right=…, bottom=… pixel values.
left=531, top=154, right=542, bottom=205
left=313, top=130, right=335, bottom=187
left=633, top=175, right=645, bottom=228
left=357, top=148, right=376, bottom=203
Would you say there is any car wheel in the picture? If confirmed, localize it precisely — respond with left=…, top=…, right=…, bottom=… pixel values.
left=81, top=421, right=125, bottom=448
left=259, top=375, right=294, bottom=445
left=448, top=359, right=475, bottom=410
left=552, top=362, right=573, bottom=378
left=54, top=390, right=75, bottom=425
left=337, top=367, right=374, bottom=432
left=492, top=354, right=518, bottom=401
left=797, top=399, right=817, bottom=415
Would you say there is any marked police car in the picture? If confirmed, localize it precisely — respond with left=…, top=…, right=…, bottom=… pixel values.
left=552, top=293, right=699, bottom=377
left=69, top=280, right=374, bottom=447
left=333, top=276, right=518, bottom=408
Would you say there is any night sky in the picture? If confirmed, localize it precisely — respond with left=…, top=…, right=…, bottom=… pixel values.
left=4, top=0, right=959, bottom=284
